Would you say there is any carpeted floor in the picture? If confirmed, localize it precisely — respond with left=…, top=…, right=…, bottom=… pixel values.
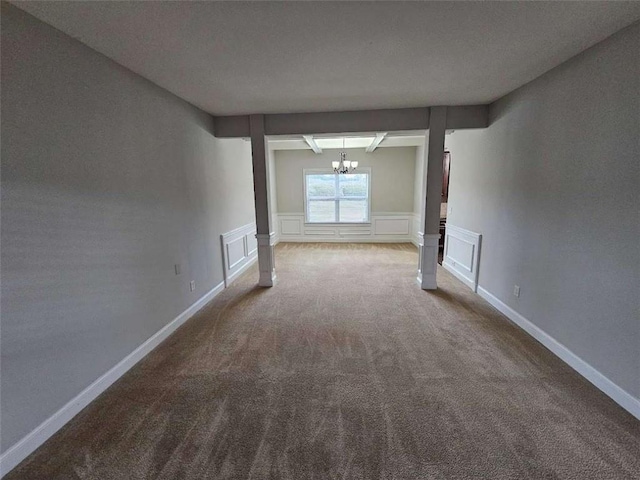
left=6, top=243, right=640, bottom=479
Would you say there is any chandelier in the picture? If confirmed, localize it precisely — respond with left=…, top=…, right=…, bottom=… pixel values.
left=332, top=137, right=358, bottom=174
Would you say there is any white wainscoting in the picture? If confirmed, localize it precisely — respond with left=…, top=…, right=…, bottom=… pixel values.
left=411, top=213, right=421, bottom=247
left=280, top=218, right=301, bottom=236
left=221, top=223, right=258, bottom=287
left=276, top=213, right=416, bottom=243
left=374, top=217, right=410, bottom=235
left=442, top=224, right=482, bottom=291
left=270, top=214, right=280, bottom=245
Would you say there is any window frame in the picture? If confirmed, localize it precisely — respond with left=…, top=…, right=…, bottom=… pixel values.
left=303, top=168, right=372, bottom=224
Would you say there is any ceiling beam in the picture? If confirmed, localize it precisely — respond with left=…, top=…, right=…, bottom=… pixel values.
left=302, top=135, right=322, bottom=154
left=445, top=105, right=489, bottom=130
left=365, top=132, right=387, bottom=153
left=213, top=115, right=250, bottom=138
left=213, top=105, right=488, bottom=138
left=265, top=108, right=429, bottom=136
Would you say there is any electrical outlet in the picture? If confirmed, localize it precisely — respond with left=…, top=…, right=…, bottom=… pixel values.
left=513, top=285, right=520, bottom=298
left=190, top=280, right=196, bottom=292
left=174, top=264, right=181, bottom=275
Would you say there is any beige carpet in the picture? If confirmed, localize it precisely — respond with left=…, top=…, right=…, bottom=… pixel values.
left=6, top=243, right=640, bottom=479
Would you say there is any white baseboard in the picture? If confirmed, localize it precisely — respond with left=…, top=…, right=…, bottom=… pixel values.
left=0, top=281, right=225, bottom=478
left=442, top=261, right=476, bottom=291
left=477, top=286, right=640, bottom=420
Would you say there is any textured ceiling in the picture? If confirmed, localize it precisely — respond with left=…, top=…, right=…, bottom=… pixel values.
left=12, top=1, right=640, bottom=116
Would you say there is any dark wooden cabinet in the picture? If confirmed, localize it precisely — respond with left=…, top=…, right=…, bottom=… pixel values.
left=442, top=150, right=451, bottom=202
left=439, top=151, right=451, bottom=264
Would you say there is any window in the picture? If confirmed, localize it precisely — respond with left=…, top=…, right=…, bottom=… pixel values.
left=304, top=169, right=370, bottom=223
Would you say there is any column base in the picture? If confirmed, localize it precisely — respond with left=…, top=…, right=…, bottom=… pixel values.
left=256, top=232, right=277, bottom=288
left=418, top=272, right=437, bottom=290
left=417, top=232, right=440, bottom=290
left=258, top=272, right=277, bottom=287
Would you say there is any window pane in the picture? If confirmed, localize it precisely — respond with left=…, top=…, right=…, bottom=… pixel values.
left=307, top=174, right=335, bottom=198
left=308, top=200, right=336, bottom=222
left=338, top=174, right=368, bottom=198
left=305, top=171, right=369, bottom=223
left=339, top=199, right=368, bottom=222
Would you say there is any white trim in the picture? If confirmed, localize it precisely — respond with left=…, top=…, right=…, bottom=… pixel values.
left=220, top=222, right=254, bottom=239
left=302, top=135, right=322, bottom=154
left=303, top=168, right=372, bottom=224
left=442, top=263, right=476, bottom=291
left=255, top=232, right=277, bottom=246
left=255, top=232, right=277, bottom=287
left=304, top=223, right=371, bottom=227
left=226, top=240, right=246, bottom=270
left=280, top=218, right=302, bottom=235
left=373, top=217, right=410, bottom=235
left=304, top=229, right=337, bottom=236
left=477, top=286, right=640, bottom=420
left=410, top=213, right=421, bottom=247
left=277, top=237, right=413, bottom=243
left=418, top=233, right=440, bottom=290
left=221, top=223, right=258, bottom=287
left=339, top=231, right=372, bottom=237
left=365, top=132, right=387, bottom=153
left=0, top=282, right=225, bottom=477
left=421, top=233, right=440, bottom=243
left=225, top=255, right=258, bottom=286
left=442, top=224, right=481, bottom=292
left=279, top=211, right=414, bottom=217
left=278, top=212, right=415, bottom=243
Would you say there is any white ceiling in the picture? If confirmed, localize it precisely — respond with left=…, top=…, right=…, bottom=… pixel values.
left=12, top=1, right=640, bottom=116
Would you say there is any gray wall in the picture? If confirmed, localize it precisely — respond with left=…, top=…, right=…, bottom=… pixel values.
left=446, top=23, right=639, bottom=398
left=275, top=147, right=416, bottom=214
left=0, top=3, right=255, bottom=452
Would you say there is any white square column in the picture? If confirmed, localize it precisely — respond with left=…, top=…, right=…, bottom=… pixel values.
left=416, top=232, right=441, bottom=289
left=250, top=114, right=276, bottom=287
left=417, top=106, right=447, bottom=290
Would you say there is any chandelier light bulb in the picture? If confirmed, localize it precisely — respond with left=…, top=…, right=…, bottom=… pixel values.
left=332, top=140, right=357, bottom=174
